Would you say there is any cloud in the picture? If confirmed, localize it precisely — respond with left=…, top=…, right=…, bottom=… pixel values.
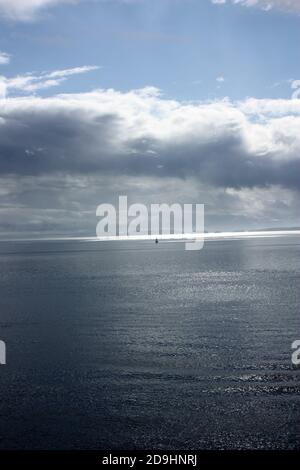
left=0, top=0, right=79, bottom=21
left=0, top=65, right=99, bottom=97
left=2, top=172, right=298, bottom=237
left=1, top=0, right=299, bottom=22
left=211, top=0, right=300, bottom=13
left=0, top=51, right=10, bottom=64
left=291, top=80, right=300, bottom=99
left=1, top=80, right=300, bottom=236
left=1, top=86, right=300, bottom=192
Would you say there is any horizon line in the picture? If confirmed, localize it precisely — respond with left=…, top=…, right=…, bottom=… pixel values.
left=1, top=229, right=300, bottom=243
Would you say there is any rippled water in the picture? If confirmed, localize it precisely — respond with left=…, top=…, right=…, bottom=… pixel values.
left=0, top=236, right=299, bottom=449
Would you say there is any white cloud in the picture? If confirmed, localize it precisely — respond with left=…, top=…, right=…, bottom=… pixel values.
left=216, top=76, right=225, bottom=83
left=239, top=96, right=300, bottom=115
left=291, top=80, right=300, bottom=99
left=0, top=0, right=79, bottom=21
left=1, top=65, right=99, bottom=95
left=0, top=78, right=6, bottom=99
left=211, top=0, right=300, bottom=13
left=0, top=51, right=10, bottom=64
left=46, top=65, right=99, bottom=79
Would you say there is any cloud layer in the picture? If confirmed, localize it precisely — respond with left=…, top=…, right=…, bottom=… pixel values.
left=1, top=86, right=300, bottom=236
left=1, top=87, right=300, bottom=190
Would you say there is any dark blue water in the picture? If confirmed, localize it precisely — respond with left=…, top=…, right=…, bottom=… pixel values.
left=0, top=236, right=299, bottom=449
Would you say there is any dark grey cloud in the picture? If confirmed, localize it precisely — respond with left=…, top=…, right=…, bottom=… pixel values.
left=1, top=90, right=300, bottom=191
left=1, top=88, right=300, bottom=237
left=1, top=173, right=299, bottom=238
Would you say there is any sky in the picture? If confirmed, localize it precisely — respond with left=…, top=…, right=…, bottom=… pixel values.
left=0, top=0, right=300, bottom=238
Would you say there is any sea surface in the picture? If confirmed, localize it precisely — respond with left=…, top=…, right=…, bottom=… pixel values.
left=0, top=236, right=299, bottom=450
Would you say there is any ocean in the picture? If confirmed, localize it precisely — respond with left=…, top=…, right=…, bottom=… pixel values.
left=0, top=235, right=299, bottom=449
